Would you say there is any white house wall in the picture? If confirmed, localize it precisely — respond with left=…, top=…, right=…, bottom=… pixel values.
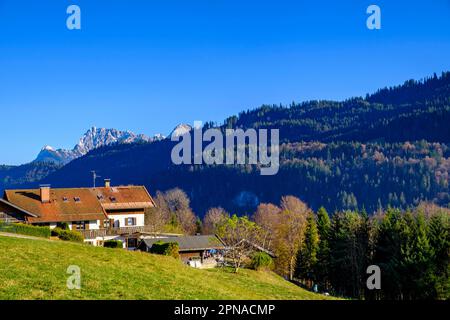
left=48, top=220, right=100, bottom=230
left=107, top=213, right=145, bottom=228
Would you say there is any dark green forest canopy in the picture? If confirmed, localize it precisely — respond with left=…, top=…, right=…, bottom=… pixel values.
left=222, top=72, right=449, bottom=143
left=1, top=72, right=449, bottom=216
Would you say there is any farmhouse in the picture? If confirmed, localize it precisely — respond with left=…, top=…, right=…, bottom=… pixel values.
left=138, top=235, right=226, bottom=268
left=0, top=180, right=156, bottom=248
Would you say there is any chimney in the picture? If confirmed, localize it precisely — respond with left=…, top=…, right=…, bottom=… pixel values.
left=104, top=179, right=111, bottom=188
left=40, top=185, right=50, bottom=203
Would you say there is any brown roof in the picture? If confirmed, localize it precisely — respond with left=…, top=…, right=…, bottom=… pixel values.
left=140, top=235, right=226, bottom=252
left=95, top=186, right=155, bottom=210
left=3, top=186, right=155, bottom=223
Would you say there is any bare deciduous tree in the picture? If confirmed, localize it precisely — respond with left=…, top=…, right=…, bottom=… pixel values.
left=148, top=188, right=197, bottom=235
left=252, top=196, right=310, bottom=280
left=144, top=206, right=168, bottom=234
left=252, top=203, right=281, bottom=250
left=177, top=207, right=197, bottom=235
left=280, top=195, right=309, bottom=216
left=203, top=207, right=229, bottom=234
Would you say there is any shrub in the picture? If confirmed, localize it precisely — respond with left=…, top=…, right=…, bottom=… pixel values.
left=251, top=252, right=274, bottom=271
left=149, top=241, right=180, bottom=259
left=0, top=222, right=50, bottom=238
left=104, top=240, right=123, bottom=248
left=57, top=222, right=70, bottom=230
left=51, top=227, right=63, bottom=237
left=57, top=229, right=84, bottom=242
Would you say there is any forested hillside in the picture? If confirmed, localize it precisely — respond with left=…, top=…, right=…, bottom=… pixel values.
left=3, top=72, right=449, bottom=217
left=223, top=72, right=449, bottom=143
left=0, top=162, right=60, bottom=190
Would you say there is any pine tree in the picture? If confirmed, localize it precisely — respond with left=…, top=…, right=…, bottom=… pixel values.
left=405, top=211, right=435, bottom=299
left=373, top=208, right=404, bottom=299
left=427, top=213, right=450, bottom=299
left=296, top=213, right=320, bottom=288
left=316, top=207, right=331, bottom=290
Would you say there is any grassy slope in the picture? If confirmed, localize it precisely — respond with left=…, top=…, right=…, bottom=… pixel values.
left=0, top=236, right=332, bottom=300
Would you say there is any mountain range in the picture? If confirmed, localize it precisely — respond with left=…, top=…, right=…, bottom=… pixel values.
left=34, top=127, right=157, bottom=165
left=1, top=71, right=449, bottom=217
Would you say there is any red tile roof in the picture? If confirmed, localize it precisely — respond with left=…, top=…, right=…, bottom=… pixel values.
left=3, top=186, right=155, bottom=223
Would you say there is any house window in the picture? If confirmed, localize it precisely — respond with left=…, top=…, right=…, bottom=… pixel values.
left=125, top=217, right=136, bottom=226
left=72, top=221, right=89, bottom=230
left=103, top=219, right=110, bottom=229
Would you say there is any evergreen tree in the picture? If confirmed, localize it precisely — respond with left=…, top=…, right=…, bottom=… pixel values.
left=373, top=208, right=404, bottom=299
left=296, top=212, right=320, bottom=288
left=403, top=211, right=435, bottom=299
left=316, top=207, right=331, bottom=290
left=427, top=213, right=450, bottom=299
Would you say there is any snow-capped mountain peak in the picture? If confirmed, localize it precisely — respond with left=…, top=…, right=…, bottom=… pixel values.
left=35, top=127, right=153, bottom=165
left=169, top=124, right=192, bottom=139
left=41, top=145, right=55, bottom=152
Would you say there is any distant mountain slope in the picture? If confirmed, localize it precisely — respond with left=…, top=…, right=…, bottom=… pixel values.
left=35, top=127, right=153, bottom=165
left=0, top=162, right=61, bottom=191
left=38, top=140, right=450, bottom=217
left=366, top=72, right=450, bottom=105
left=224, top=72, right=450, bottom=143
left=4, top=72, right=450, bottom=216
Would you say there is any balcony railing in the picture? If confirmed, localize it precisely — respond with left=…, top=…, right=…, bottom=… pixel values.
left=79, top=226, right=148, bottom=239
left=79, top=226, right=181, bottom=239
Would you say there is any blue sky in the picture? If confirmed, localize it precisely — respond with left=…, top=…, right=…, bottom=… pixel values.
left=0, top=0, right=449, bottom=165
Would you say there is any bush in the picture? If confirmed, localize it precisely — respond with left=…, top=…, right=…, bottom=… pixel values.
left=251, top=252, right=274, bottom=271
left=0, top=222, right=51, bottom=238
left=104, top=240, right=123, bottom=248
left=51, top=227, right=63, bottom=237
left=57, top=222, right=70, bottom=230
left=57, top=229, right=84, bottom=242
left=149, top=241, right=180, bottom=259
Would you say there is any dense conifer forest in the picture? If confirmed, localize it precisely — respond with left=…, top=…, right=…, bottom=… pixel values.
left=1, top=72, right=449, bottom=216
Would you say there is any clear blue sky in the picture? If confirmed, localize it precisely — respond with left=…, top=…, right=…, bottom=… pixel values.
left=0, top=0, right=449, bottom=165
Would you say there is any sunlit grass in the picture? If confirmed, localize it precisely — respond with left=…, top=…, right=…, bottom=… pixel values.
left=0, top=236, right=335, bottom=300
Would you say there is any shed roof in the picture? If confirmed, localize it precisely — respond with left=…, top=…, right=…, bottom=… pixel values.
left=141, top=235, right=226, bottom=251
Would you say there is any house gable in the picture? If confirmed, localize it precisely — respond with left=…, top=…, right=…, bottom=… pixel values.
left=0, top=198, right=36, bottom=223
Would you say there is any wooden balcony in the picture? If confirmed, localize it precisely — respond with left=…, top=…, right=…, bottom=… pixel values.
left=79, top=226, right=148, bottom=239
left=79, top=226, right=182, bottom=239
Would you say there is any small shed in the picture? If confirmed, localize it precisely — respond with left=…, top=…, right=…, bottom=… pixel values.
left=138, top=235, right=226, bottom=263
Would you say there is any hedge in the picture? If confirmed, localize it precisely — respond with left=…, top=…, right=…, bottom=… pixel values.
left=0, top=222, right=51, bottom=238
left=250, top=252, right=274, bottom=271
left=104, top=240, right=123, bottom=248
left=52, top=227, right=84, bottom=242
left=149, top=241, right=180, bottom=259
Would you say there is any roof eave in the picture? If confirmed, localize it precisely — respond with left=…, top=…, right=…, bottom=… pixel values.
left=0, top=198, right=39, bottom=218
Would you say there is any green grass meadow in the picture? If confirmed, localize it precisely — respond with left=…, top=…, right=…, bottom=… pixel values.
left=0, top=236, right=333, bottom=300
